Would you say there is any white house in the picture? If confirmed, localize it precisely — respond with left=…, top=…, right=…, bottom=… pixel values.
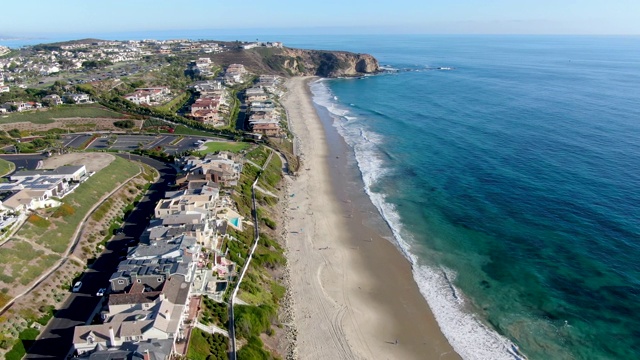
left=64, top=93, right=92, bottom=104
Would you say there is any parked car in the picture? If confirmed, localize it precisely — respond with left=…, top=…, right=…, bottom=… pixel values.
left=72, top=281, right=82, bottom=293
left=96, top=288, right=106, bottom=297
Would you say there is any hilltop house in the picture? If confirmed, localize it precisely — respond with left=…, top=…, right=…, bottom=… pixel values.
left=64, top=93, right=92, bottom=104
left=42, top=94, right=64, bottom=106
left=125, top=87, right=171, bottom=105
left=0, top=165, right=88, bottom=212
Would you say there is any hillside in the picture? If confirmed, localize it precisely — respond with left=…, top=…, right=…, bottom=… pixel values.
left=211, top=47, right=379, bottom=77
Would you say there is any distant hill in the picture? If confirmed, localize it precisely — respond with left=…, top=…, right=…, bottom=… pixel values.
left=211, top=47, right=379, bottom=78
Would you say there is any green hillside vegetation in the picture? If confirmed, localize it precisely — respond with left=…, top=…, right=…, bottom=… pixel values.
left=186, top=328, right=228, bottom=360
left=237, top=336, right=278, bottom=360
left=0, top=104, right=126, bottom=124
left=0, top=158, right=15, bottom=176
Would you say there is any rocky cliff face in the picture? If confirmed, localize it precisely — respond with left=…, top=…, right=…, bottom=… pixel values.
left=258, top=48, right=379, bottom=77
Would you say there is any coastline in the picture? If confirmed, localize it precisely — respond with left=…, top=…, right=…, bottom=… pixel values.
left=281, top=76, right=460, bottom=359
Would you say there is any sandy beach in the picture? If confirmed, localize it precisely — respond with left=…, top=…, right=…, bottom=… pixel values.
left=281, top=76, right=461, bottom=360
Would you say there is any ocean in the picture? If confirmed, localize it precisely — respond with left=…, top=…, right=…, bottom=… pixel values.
left=305, top=35, right=640, bottom=360
left=4, top=33, right=640, bottom=359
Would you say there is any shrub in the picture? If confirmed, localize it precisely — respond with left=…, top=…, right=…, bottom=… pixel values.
left=52, top=203, right=75, bottom=218
left=234, top=304, right=275, bottom=339
left=262, top=217, right=276, bottom=230
left=114, top=119, right=135, bottom=129
left=27, top=214, right=50, bottom=228
left=8, top=129, right=21, bottom=138
left=237, top=336, right=275, bottom=360
left=5, top=328, right=40, bottom=360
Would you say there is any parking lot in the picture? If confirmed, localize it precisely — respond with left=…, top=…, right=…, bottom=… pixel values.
left=59, top=134, right=215, bottom=154
left=62, top=134, right=94, bottom=148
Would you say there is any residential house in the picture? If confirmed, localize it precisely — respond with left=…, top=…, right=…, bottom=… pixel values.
left=252, top=122, right=281, bottom=137
left=10, top=165, right=87, bottom=183
left=74, top=274, right=191, bottom=356
left=0, top=165, right=87, bottom=211
left=224, top=64, right=247, bottom=84
left=0, top=189, right=60, bottom=212
left=245, top=87, right=267, bottom=102
left=1, top=101, right=31, bottom=112
left=154, top=193, right=216, bottom=218
left=77, top=339, right=173, bottom=359
left=64, top=93, right=92, bottom=104
left=109, top=258, right=185, bottom=293
left=42, top=94, right=64, bottom=106
left=124, top=92, right=150, bottom=105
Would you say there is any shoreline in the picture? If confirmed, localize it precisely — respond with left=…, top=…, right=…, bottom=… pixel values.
left=281, top=76, right=460, bottom=359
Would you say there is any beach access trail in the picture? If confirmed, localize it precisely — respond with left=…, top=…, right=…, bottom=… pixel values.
left=281, top=77, right=460, bottom=360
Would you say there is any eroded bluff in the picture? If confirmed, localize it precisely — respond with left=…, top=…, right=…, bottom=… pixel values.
left=260, top=48, right=379, bottom=77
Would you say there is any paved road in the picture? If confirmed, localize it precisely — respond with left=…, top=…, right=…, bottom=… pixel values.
left=0, top=154, right=45, bottom=172
left=24, top=155, right=175, bottom=359
left=63, top=134, right=93, bottom=149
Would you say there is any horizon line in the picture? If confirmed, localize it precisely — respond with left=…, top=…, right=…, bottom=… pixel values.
left=3, top=32, right=640, bottom=41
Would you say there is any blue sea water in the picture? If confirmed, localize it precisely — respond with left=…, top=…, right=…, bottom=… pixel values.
left=306, top=35, right=640, bottom=360
left=4, top=33, right=640, bottom=359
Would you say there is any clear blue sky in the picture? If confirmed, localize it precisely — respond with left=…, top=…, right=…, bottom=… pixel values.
left=2, top=0, right=640, bottom=36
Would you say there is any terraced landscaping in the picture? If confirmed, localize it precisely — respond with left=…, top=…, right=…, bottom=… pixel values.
left=0, top=155, right=140, bottom=308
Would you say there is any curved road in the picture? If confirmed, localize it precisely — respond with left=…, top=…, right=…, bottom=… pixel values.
left=0, top=154, right=176, bottom=359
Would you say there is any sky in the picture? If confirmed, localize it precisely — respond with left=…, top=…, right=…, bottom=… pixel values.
left=2, top=0, right=640, bottom=37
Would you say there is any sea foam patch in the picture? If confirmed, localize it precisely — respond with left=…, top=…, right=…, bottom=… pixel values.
left=310, top=79, right=526, bottom=360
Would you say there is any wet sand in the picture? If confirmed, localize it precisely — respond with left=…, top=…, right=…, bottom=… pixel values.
left=282, top=76, right=461, bottom=360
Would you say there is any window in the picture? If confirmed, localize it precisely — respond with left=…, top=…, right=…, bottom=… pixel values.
left=118, top=280, right=124, bottom=284
left=157, top=278, right=162, bottom=282
left=137, top=279, right=141, bottom=283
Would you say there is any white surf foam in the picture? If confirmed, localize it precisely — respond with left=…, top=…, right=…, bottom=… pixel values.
left=309, top=79, right=527, bottom=360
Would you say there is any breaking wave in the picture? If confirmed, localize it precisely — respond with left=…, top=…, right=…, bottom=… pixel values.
left=309, top=79, right=526, bottom=360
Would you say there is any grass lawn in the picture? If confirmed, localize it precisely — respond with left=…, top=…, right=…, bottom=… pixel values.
left=257, top=149, right=282, bottom=192
left=245, top=146, right=269, bottom=168
left=19, top=156, right=140, bottom=254
left=0, top=158, right=15, bottom=176
left=171, top=125, right=219, bottom=137
left=0, top=104, right=126, bottom=124
left=196, top=141, right=250, bottom=154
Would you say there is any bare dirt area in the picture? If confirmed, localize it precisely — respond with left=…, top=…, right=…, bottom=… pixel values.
left=42, top=152, right=115, bottom=172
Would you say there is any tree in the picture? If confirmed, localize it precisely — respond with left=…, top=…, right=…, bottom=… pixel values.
left=113, top=120, right=135, bottom=129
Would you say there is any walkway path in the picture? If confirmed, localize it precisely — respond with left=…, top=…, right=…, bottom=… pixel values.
left=254, top=184, right=278, bottom=198
left=195, top=322, right=230, bottom=337
left=228, top=148, right=274, bottom=360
